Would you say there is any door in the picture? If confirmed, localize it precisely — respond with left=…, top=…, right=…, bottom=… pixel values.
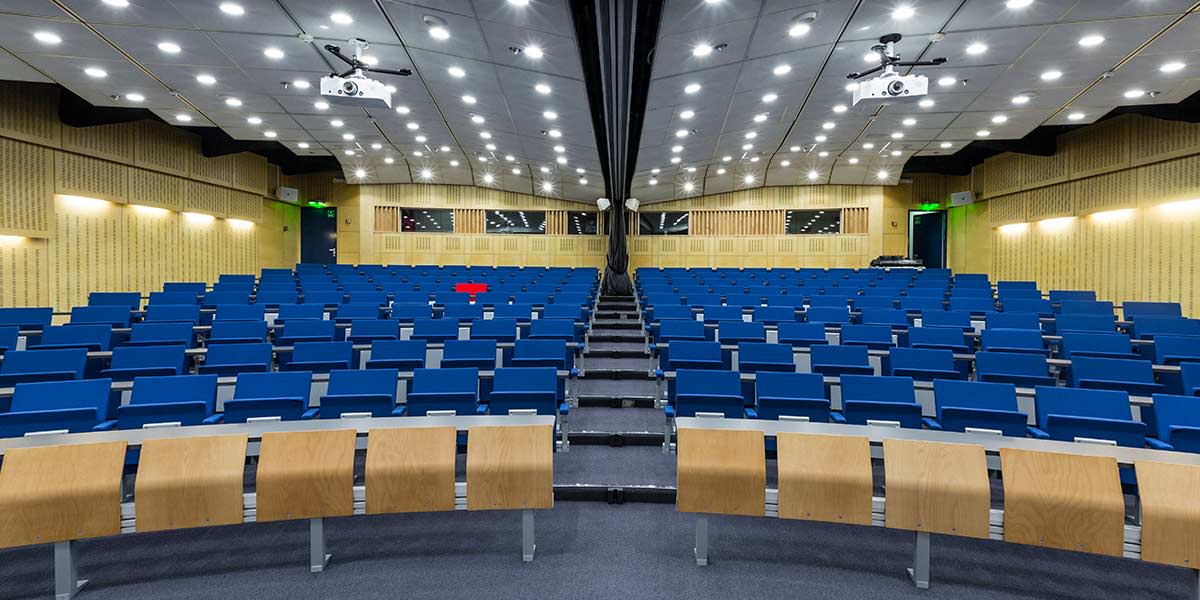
left=909, top=210, right=947, bottom=269
left=301, top=206, right=338, bottom=264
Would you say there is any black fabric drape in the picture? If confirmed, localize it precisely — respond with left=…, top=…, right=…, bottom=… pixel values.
left=603, top=209, right=633, bottom=295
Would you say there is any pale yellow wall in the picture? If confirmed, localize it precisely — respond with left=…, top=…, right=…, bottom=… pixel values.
left=938, top=114, right=1200, bottom=316
left=0, top=82, right=297, bottom=309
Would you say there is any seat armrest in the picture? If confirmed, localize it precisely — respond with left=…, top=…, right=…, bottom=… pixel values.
left=829, top=412, right=846, bottom=423
left=301, top=408, right=320, bottom=419
left=202, top=414, right=225, bottom=425
left=391, top=406, right=407, bottom=416
left=922, top=417, right=943, bottom=430
left=1145, top=437, right=1174, bottom=451
left=1027, top=426, right=1050, bottom=439
left=93, top=419, right=118, bottom=431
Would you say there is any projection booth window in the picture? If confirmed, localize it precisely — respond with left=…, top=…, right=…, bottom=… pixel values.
left=785, top=209, right=841, bottom=234
left=567, top=211, right=599, bottom=235
left=401, top=208, right=455, bottom=232
left=486, top=210, right=546, bottom=234
left=639, top=211, right=689, bottom=235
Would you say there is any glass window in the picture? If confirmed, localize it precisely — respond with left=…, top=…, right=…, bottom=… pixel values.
left=785, top=209, right=841, bottom=234
left=639, top=211, right=689, bottom=235
left=567, top=211, right=598, bottom=235
left=486, top=210, right=546, bottom=234
left=401, top=208, right=454, bottom=232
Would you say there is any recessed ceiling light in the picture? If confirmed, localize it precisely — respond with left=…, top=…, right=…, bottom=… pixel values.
left=543, top=110, right=558, bottom=120
left=742, top=174, right=755, bottom=184
left=415, top=151, right=425, bottom=157
left=742, top=143, right=753, bottom=150
left=450, top=160, right=459, bottom=167
left=684, top=83, right=701, bottom=94
left=1124, top=89, right=1145, bottom=99
left=1067, top=112, right=1085, bottom=121
left=85, top=67, right=107, bottom=78
left=679, top=110, right=695, bottom=120
left=1005, top=0, right=1033, bottom=8
left=33, top=31, right=61, bottom=45
left=406, top=122, right=419, bottom=130
left=371, top=143, right=382, bottom=150
left=175, top=114, right=192, bottom=122
left=471, top=114, right=485, bottom=124
left=877, top=169, right=889, bottom=180
left=344, top=150, right=355, bottom=156
left=745, top=131, right=757, bottom=139
left=652, top=168, right=661, bottom=173
left=157, top=41, right=181, bottom=54
left=482, top=174, right=495, bottom=184
left=384, top=157, right=394, bottom=164
left=772, top=64, right=792, bottom=76
left=540, top=166, right=551, bottom=173
left=648, top=178, right=659, bottom=185
left=1040, top=70, right=1062, bottom=81
left=219, top=3, right=244, bottom=16
left=247, top=116, right=262, bottom=125
left=555, top=145, right=567, bottom=153
left=965, top=42, right=987, bottom=56
left=892, top=5, right=915, bottom=19
left=807, top=170, right=819, bottom=181
left=1160, top=61, right=1186, bottom=73
left=976, top=129, right=991, bottom=137
left=940, top=141, right=953, bottom=148
left=535, top=83, right=552, bottom=94
left=508, top=0, right=529, bottom=6
left=264, top=130, right=277, bottom=138
left=263, top=47, right=284, bottom=60
left=331, top=119, right=344, bottom=127
left=789, top=146, right=800, bottom=152
left=937, top=76, right=956, bottom=87
left=818, top=151, right=829, bottom=157
left=461, top=95, right=476, bottom=105
left=848, top=157, right=859, bottom=164
left=225, top=97, right=242, bottom=107
left=429, top=25, right=450, bottom=41
left=780, top=160, right=791, bottom=167
left=919, top=99, right=935, bottom=108
left=753, top=113, right=768, bottom=123
left=683, top=182, right=695, bottom=193
left=692, top=43, right=714, bottom=58
left=845, top=82, right=858, bottom=92
left=298, top=142, right=310, bottom=149
left=762, top=93, right=778, bottom=103
left=548, top=129, right=561, bottom=138
left=480, top=131, right=492, bottom=139
left=815, top=135, right=827, bottom=142
left=414, top=135, right=426, bottom=142
left=891, top=132, right=904, bottom=139
left=384, top=85, right=397, bottom=94
left=722, top=156, right=732, bottom=162
left=902, top=117, right=916, bottom=126
left=863, top=51, right=879, bottom=64
left=890, top=150, right=901, bottom=157
left=418, top=168, right=433, bottom=180
left=717, top=168, right=727, bottom=175
left=291, top=79, right=310, bottom=90
left=833, top=104, right=847, bottom=113
left=789, top=22, right=811, bottom=37
left=822, top=121, right=835, bottom=130
left=687, top=166, right=697, bottom=172
left=1078, top=35, right=1104, bottom=48
left=992, top=114, right=1008, bottom=124
left=671, top=145, right=683, bottom=153
left=863, top=142, right=875, bottom=149
left=1011, top=94, right=1030, bottom=105
left=448, top=66, right=465, bottom=78
left=510, top=167, right=521, bottom=175
left=342, top=133, right=355, bottom=141
left=576, top=168, right=585, bottom=174
left=675, top=129, right=689, bottom=138
left=331, top=12, right=353, bottom=25
left=102, top=0, right=129, bottom=6
left=670, top=156, right=682, bottom=164
left=556, top=156, right=568, bottom=165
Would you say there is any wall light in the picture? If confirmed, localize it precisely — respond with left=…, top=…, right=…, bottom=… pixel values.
left=227, top=218, right=254, bottom=230
left=1038, top=216, right=1075, bottom=232
left=998, top=222, right=1029, bottom=235
left=1089, top=208, right=1134, bottom=223
left=183, top=212, right=215, bottom=225
left=0, top=235, right=26, bottom=246
left=131, top=204, right=170, bottom=217
left=58, top=194, right=111, bottom=212
left=1158, top=198, right=1200, bottom=214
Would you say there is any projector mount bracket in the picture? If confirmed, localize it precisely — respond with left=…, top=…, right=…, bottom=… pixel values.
left=847, top=33, right=946, bottom=80
left=323, top=38, right=412, bottom=78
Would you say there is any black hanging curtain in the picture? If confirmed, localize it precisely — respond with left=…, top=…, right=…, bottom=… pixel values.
left=604, top=206, right=632, bottom=295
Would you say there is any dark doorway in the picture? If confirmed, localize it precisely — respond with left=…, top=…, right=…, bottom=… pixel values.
left=301, top=206, right=338, bottom=265
left=909, top=210, right=947, bottom=269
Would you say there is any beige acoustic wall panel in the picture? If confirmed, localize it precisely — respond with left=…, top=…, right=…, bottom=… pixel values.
left=55, top=153, right=128, bottom=204
left=128, top=169, right=187, bottom=212
left=0, top=138, right=53, bottom=237
left=0, top=238, right=51, bottom=308
left=50, top=195, right=128, bottom=309
left=0, top=81, right=61, bottom=146
left=132, top=120, right=195, bottom=177
left=125, top=208, right=182, bottom=295
left=60, top=123, right=135, bottom=165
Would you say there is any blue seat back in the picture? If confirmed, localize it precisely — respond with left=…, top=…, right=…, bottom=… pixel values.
left=1154, top=336, right=1200, bottom=365
left=442, top=340, right=498, bottom=369
left=854, top=297, right=899, bottom=311
left=443, top=304, right=484, bottom=322
left=292, top=341, right=352, bottom=363
left=143, top=304, right=201, bottom=324
left=470, top=318, right=518, bottom=342
left=148, top=292, right=199, bottom=306
left=1070, top=356, right=1157, bottom=388
left=206, top=342, right=272, bottom=368
left=277, top=304, right=325, bottom=321
left=347, top=319, right=399, bottom=340
left=203, top=291, right=251, bottom=307
left=70, top=306, right=130, bottom=327
left=214, top=304, right=264, bottom=321
left=2, top=378, right=115, bottom=436
left=808, top=296, right=850, bottom=309
left=906, top=327, right=969, bottom=351
left=889, top=347, right=954, bottom=372
left=493, top=303, right=534, bottom=321
left=1060, top=332, right=1133, bottom=359
left=805, top=306, right=850, bottom=325
left=1150, top=394, right=1200, bottom=450
left=541, top=304, right=584, bottom=322
left=1057, top=300, right=1113, bottom=316
left=368, top=340, right=427, bottom=368
left=840, top=324, right=894, bottom=347
left=109, top=345, right=186, bottom=374
left=336, top=303, right=384, bottom=321
left=1001, top=299, right=1053, bottom=316
left=860, top=309, right=909, bottom=327
left=1055, top=314, right=1115, bottom=333
left=129, top=322, right=195, bottom=347
left=0, top=326, right=16, bottom=353
left=810, top=344, right=869, bottom=368
left=948, top=297, right=996, bottom=314
left=933, top=379, right=1018, bottom=413
left=841, top=375, right=915, bottom=404
left=674, top=369, right=743, bottom=418
left=302, top=291, right=345, bottom=306
left=975, top=351, right=1051, bottom=382
left=280, top=319, right=335, bottom=342
left=489, top=367, right=559, bottom=415
left=1130, top=317, right=1200, bottom=340
left=210, top=320, right=267, bottom=343
left=702, top=306, right=743, bottom=323
left=1124, top=302, right=1182, bottom=319
left=751, top=306, right=796, bottom=325
left=254, top=290, right=299, bottom=305
left=755, top=372, right=824, bottom=402
left=658, top=319, right=705, bottom=342
left=919, top=310, right=971, bottom=329
left=0, top=348, right=88, bottom=380
left=980, top=328, right=1045, bottom=353
left=123, top=374, right=218, bottom=426
left=737, top=342, right=793, bottom=371
left=412, top=367, right=478, bottom=395
left=88, top=292, right=140, bottom=309
left=718, top=321, right=766, bottom=344
left=528, top=318, right=577, bottom=341
left=38, top=324, right=112, bottom=351
left=163, top=282, right=207, bottom=294
left=0, top=307, right=53, bottom=330
left=1034, top=385, right=1137, bottom=442
left=511, top=339, right=569, bottom=369
left=986, top=312, right=1041, bottom=331
left=326, top=368, right=398, bottom=399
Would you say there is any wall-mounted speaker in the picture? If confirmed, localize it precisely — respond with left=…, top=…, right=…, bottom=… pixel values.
left=950, top=190, right=975, bottom=206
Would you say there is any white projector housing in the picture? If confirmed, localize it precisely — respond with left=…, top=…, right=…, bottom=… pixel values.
left=852, top=74, right=928, bottom=106
left=320, top=74, right=392, bottom=109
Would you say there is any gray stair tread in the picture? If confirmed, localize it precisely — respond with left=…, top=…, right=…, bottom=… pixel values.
left=554, top=445, right=674, bottom=487
left=584, top=357, right=651, bottom=371
left=565, top=406, right=664, bottom=433
left=575, top=378, right=658, bottom=397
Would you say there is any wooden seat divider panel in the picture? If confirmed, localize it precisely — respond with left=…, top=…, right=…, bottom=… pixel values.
left=466, top=425, right=554, bottom=511
left=884, top=439, right=990, bottom=538
left=1000, top=448, right=1124, bottom=557
left=1135, top=460, right=1200, bottom=568
left=0, top=441, right=127, bottom=548
left=366, top=427, right=457, bottom=514
left=676, top=428, right=765, bottom=517
left=255, top=429, right=356, bottom=522
left=134, top=435, right=249, bottom=533
left=777, top=433, right=872, bottom=525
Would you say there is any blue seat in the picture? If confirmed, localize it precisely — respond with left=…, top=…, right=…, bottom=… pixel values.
left=143, top=304, right=201, bottom=326
left=334, top=303, right=384, bottom=323
left=997, top=281, right=1038, bottom=292
left=699, top=305, right=742, bottom=324
left=888, top=347, right=961, bottom=381
left=952, top=287, right=994, bottom=298
left=164, top=282, right=207, bottom=294
left=998, top=289, right=1042, bottom=301
left=346, top=291, right=388, bottom=307
left=391, top=292, right=430, bottom=305
left=100, top=345, right=186, bottom=381
left=411, top=318, right=460, bottom=343
left=88, top=292, right=141, bottom=310
left=254, top=290, right=299, bottom=306
left=1060, top=332, right=1138, bottom=360
left=276, top=304, right=325, bottom=322
left=529, top=319, right=580, bottom=343
left=737, top=342, right=795, bottom=374
left=920, top=310, right=972, bottom=331
left=1070, top=356, right=1164, bottom=396
left=442, top=340, right=498, bottom=370
left=198, top=342, right=272, bottom=377
left=808, top=296, right=851, bottom=309
left=925, top=380, right=1026, bottom=436
left=1147, top=394, right=1200, bottom=452
left=302, top=290, right=346, bottom=307
left=949, top=297, right=997, bottom=315
left=724, top=294, right=762, bottom=309
left=514, top=292, right=550, bottom=306
left=0, top=326, right=16, bottom=356
left=1001, top=299, right=1054, bottom=317
left=442, top=304, right=484, bottom=324
left=436, top=292, right=472, bottom=305
left=470, top=318, right=518, bottom=344
left=319, top=368, right=401, bottom=418
left=854, top=297, right=899, bottom=311
left=213, top=304, right=265, bottom=322
left=649, top=305, right=693, bottom=322
left=1153, top=336, right=1200, bottom=366
left=657, top=319, right=706, bottom=343
left=975, top=351, right=1055, bottom=388
left=346, top=319, right=399, bottom=343
left=285, top=341, right=353, bottom=373
left=391, top=303, right=433, bottom=323
left=202, top=292, right=251, bottom=307
left=752, top=306, right=797, bottom=325
left=666, top=369, right=744, bottom=419
left=488, top=367, right=567, bottom=416
left=405, top=367, right=483, bottom=416
left=901, top=297, right=946, bottom=313
left=1057, top=300, right=1114, bottom=316
left=493, top=303, right=535, bottom=321
left=840, top=324, right=895, bottom=350
left=474, top=292, right=512, bottom=307
left=0, top=307, right=53, bottom=331
left=840, top=375, right=922, bottom=428
left=664, top=341, right=723, bottom=371
left=685, top=294, right=723, bottom=308
left=124, top=322, right=196, bottom=348
left=810, top=345, right=873, bottom=376
left=542, top=304, right=585, bottom=322
left=276, top=319, right=337, bottom=346
left=980, top=329, right=1047, bottom=355
left=0, top=379, right=117, bottom=437
left=718, top=321, right=766, bottom=344
left=1130, top=317, right=1200, bottom=340
left=511, top=339, right=572, bottom=370
left=907, top=327, right=971, bottom=354
left=1054, top=314, right=1116, bottom=334
left=805, top=306, right=851, bottom=326
left=117, top=375, right=221, bottom=428
left=0, top=348, right=88, bottom=387
left=208, top=320, right=268, bottom=345
left=1125, top=302, right=1182, bottom=319
left=986, top=312, right=1041, bottom=331
left=35, top=324, right=112, bottom=351
left=365, top=340, right=427, bottom=371
left=224, top=371, right=316, bottom=422
left=1029, top=386, right=1144, bottom=446
left=747, top=372, right=834, bottom=422
left=69, top=306, right=130, bottom=328
left=860, top=309, right=910, bottom=328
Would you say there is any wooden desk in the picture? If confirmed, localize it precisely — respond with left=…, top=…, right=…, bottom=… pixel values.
left=777, top=432, right=872, bottom=525
left=256, top=429, right=356, bottom=522
left=466, top=425, right=554, bottom=511
left=135, top=434, right=248, bottom=532
left=366, top=427, right=457, bottom=514
left=676, top=427, right=764, bottom=517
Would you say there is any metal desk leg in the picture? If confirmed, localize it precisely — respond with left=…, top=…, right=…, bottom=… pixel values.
left=55, top=540, right=87, bottom=600
left=694, top=516, right=709, bottom=566
left=663, top=417, right=672, bottom=454
left=310, top=518, right=331, bottom=573
left=907, top=531, right=930, bottom=589
left=522, top=510, right=536, bottom=562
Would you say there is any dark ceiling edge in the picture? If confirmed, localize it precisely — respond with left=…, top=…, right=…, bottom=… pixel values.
left=904, top=87, right=1200, bottom=176
left=52, top=83, right=341, bottom=176
left=569, top=0, right=613, bottom=202
left=623, top=0, right=665, bottom=198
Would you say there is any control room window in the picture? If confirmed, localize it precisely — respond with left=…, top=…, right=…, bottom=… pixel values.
left=639, top=211, right=689, bottom=235
left=785, top=209, right=841, bottom=234
left=486, top=210, right=546, bottom=234
left=567, top=211, right=598, bottom=235
left=401, top=208, right=455, bottom=232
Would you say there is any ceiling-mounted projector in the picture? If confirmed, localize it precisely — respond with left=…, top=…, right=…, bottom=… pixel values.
left=319, top=38, right=411, bottom=110
left=848, top=33, right=945, bottom=107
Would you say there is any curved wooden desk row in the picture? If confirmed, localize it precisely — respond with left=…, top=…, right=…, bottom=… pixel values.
left=0, top=422, right=553, bottom=599
left=677, top=424, right=1200, bottom=591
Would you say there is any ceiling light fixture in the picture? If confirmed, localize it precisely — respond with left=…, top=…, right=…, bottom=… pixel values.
left=919, top=98, right=935, bottom=108
left=157, top=41, right=181, bottom=54
left=1040, top=70, right=1062, bottom=81
left=940, top=141, right=953, bottom=148
left=298, top=142, right=310, bottom=149
left=1124, top=89, right=1145, bottom=99
left=246, top=116, right=262, bottom=125
left=1011, top=94, right=1030, bottom=105
left=1067, top=112, right=1085, bottom=121
left=808, top=170, right=819, bottom=181
left=965, top=42, right=987, bottom=55
left=263, top=47, right=284, bottom=60
left=461, top=95, right=476, bottom=105
left=1160, top=61, right=1185, bottom=73
left=848, top=157, right=859, bottom=164
left=833, top=104, right=847, bottom=113
left=448, top=66, right=465, bottom=78
left=331, top=119, right=344, bottom=127
left=535, top=82, right=552, bottom=94
left=224, top=97, right=242, bottom=107
left=175, top=114, right=192, bottom=122
left=863, top=142, right=875, bottom=149
left=525, top=45, right=544, bottom=59
left=762, top=93, right=778, bottom=103
left=992, top=114, right=1008, bottom=124
left=684, top=82, right=701, bottom=94
left=1078, top=34, right=1104, bottom=48
left=772, top=64, right=792, bottom=76
left=692, top=43, right=714, bottom=57
left=85, top=67, right=107, bottom=78
left=902, top=117, right=916, bottom=126
left=33, top=31, right=61, bottom=44
left=1005, top=0, right=1033, bottom=8
left=331, top=12, right=353, bottom=25
left=292, top=79, right=311, bottom=89
left=315, top=101, right=329, bottom=110
left=976, top=129, right=991, bottom=137
left=264, top=130, right=277, bottom=138
left=219, top=3, right=245, bottom=16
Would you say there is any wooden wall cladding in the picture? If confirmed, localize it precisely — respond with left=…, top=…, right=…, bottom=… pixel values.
left=0, top=138, right=53, bottom=236
left=883, top=439, right=990, bottom=539
left=361, top=183, right=580, bottom=211
left=0, top=81, right=61, bottom=146
left=776, top=433, right=872, bottom=525
left=0, top=441, right=127, bottom=548
left=456, top=208, right=485, bottom=234
left=134, top=435, right=249, bottom=533
left=651, top=184, right=882, bottom=211
left=676, top=427, right=765, bottom=517
left=55, top=152, right=128, bottom=203
left=133, top=120, right=195, bottom=177
left=0, top=238, right=51, bottom=307
left=842, top=207, right=869, bottom=234
left=999, top=448, right=1124, bottom=557
left=366, top=427, right=458, bottom=514
left=466, top=425, right=554, bottom=511
left=1134, top=460, right=1200, bottom=568
left=374, top=233, right=605, bottom=268
left=629, top=234, right=870, bottom=270
left=256, top=430, right=357, bottom=522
